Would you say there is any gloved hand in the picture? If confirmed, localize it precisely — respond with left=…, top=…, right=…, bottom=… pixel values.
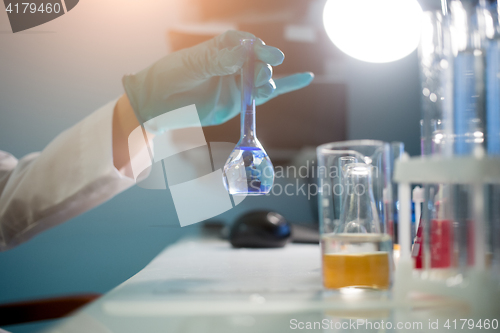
left=122, top=30, right=314, bottom=134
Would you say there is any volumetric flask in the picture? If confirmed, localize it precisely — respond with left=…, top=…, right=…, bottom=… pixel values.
left=223, top=38, right=274, bottom=195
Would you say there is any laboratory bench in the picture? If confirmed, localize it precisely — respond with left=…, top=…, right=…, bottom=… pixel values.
left=41, top=236, right=483, bottom=333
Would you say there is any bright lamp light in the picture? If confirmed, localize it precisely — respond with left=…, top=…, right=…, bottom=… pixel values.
left=323, top=0, right=423, bottom=63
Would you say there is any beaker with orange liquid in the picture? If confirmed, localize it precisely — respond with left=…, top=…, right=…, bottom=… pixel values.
left=317, top=142, right=395, bottom=291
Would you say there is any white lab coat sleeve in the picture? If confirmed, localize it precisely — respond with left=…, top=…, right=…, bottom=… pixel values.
left=0, top=99, right=136, bottom=251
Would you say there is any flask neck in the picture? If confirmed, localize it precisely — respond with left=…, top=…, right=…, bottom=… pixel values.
left=240, top=104, right=257, bottom=146
left=239, top=38, right=258, bottom=146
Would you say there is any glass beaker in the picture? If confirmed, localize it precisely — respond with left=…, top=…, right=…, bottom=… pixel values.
left=317, top=140, right=393, bottom=291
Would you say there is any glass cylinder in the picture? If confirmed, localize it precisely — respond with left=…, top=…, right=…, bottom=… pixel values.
left=482, top=0, right=500, bottom=277
left=317, top=140, right=393, bottom=291
left=419, top=10, right=454, bottom=157
left=417, top=8, right=463, bottom=276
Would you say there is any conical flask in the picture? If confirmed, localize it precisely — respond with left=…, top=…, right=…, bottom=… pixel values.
left=337, top=164, right=381, bottom=234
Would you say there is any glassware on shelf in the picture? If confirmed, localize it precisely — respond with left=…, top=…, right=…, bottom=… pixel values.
left=415, top=1, right=496, bottom=277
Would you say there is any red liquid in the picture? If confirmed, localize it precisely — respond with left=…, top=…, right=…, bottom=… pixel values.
left=412, top=219, right=475, bottom=269
left=413, top=219, right=453, bottom=269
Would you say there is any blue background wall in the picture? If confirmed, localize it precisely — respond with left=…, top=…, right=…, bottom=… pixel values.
left=0, top=1, right=421, bottom=327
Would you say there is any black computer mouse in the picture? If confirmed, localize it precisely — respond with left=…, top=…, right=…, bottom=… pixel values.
left=229, top=211, right=292, bottom=248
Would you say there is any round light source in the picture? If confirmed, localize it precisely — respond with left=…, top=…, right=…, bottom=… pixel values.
left=323, top=0, right=423, bottom=63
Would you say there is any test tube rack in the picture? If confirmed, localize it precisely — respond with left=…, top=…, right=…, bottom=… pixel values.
left=393, top=153, right=500, bottom=319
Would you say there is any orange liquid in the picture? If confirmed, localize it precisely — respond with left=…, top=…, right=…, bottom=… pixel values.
left=322, top=252, right=390, bottom=290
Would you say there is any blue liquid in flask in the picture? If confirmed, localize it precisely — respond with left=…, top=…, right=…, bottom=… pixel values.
left=224, top=146, right=274, bottom=195
left=223, top=38, right=274, bottom=195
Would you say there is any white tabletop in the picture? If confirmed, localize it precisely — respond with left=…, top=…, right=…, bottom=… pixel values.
left=44, top=238, right=474, bottom=333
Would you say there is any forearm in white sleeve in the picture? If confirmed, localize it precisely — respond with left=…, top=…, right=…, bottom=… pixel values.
left=0, top=99, right=136, bottom=251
